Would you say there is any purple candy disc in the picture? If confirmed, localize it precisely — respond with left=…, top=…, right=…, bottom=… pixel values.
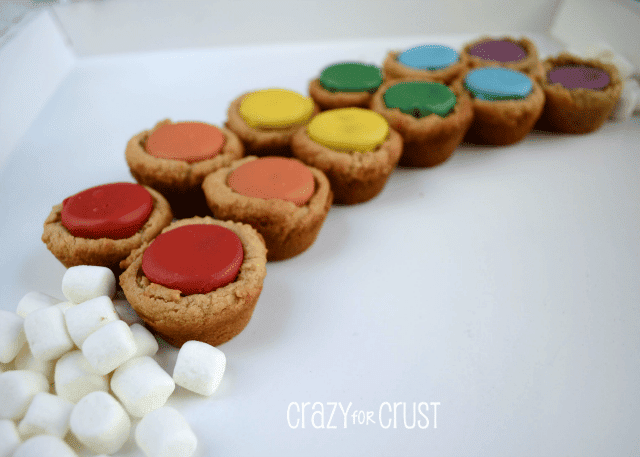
left=467, top=40, right=527, bottom=63
left=547, top=65, right=610, bottom=90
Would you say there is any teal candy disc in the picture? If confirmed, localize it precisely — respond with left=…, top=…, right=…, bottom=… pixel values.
left=397, top=44, right=459, bottom=71
left=464, top=68, right=533, bottom=101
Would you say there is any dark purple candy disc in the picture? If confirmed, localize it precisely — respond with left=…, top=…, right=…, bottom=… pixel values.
left=467, top=40, right=527, bottom=63
left=547, top=65, right=610, bottom=90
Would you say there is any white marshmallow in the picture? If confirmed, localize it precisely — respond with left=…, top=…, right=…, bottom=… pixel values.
left=62, top=266, right=116, bottom=304
left=64, top=296, right=119, bottom=347
left=173, top=340, right=226, bottom=396
left=81, top=320, right=136, bottom=375
left=0, top=370, right=49, bottom=420
left=69, top=391, right=131, bottom=454
left=24, top=306, right=74, bottom=362
left=111, top=356, right=175, bottom=418
left=0, top=310, right=26, bottom=363
left=130, top=323, right=159, bottom=359
left=16, top=291, right=61, bottom=318
left=18, top=392, right=74, bottom=439
left=54, top=350, right=109, bottom=403
left=14, top=346, right=55, bottom=384
left=113, top=299, right=144, bottom=325
left=13, top=435, right=77, bottom=457
left=0, top=419, right=21, bottom=457
left=135, top=406, right=197, bottom=457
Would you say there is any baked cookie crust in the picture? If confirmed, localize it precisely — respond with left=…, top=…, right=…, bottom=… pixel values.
left=382, top=50, right=469, bottom=85
left=291, top=125, right=403, bottom=205
left=308, top=78, right=376, bottom=110
left=119, top=217, right=267, bottom=348
left=225, top=92, right=320, bottom=157
left=42, top=185, right=173, bottom=271
left=125, top=119, right=244, bottom=218
left=539, top=53, right=622, bottom=134
left=202, top=156, right=333, bottom=261
left=462, top=36, right=544, bottom=83
left=370, top=79, right=474, bottom=167
left=463, top=75, right=546, bottom=146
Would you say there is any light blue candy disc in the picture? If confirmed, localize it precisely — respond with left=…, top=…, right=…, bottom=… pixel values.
left=464, top=67, right=533, bottom=101
left=397, top=44, right=459, bottom=71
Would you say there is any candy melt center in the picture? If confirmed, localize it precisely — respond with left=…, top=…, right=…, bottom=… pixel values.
left=307, top=108, right=389, bottom=152
left=383, top=81, right=457, bottom=118
left=142, top=225, right=244, bottom=295
left=227, top=157, right=315, bottom=206
left=398, top=44, right=459, bottom=70
left=61, top=182, right=153, bottom=240
left=145, top=122, right=226, bottom=163
left=464, top=67, right=533, bottom=101
left=239, top=89, right=314, bottom=129
left=547, top=65, right=610, bottom=90
left=319, top=62, right=383, bottom=93
left=467, top=39, right=527, bottom=63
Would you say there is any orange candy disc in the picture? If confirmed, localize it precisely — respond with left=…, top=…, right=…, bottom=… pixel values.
left=227, top=157, right=315, bottom=206
left=145, top=122, right=226, bottom=163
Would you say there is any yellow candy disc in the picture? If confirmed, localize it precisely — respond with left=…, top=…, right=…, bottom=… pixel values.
left=239, top=88, right=315, bottom=129
left=307, top=108, right=389, bottom=152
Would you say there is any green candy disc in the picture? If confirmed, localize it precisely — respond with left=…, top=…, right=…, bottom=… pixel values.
left=319, top=62, right=383, bottom=93
left=383, top=81, right=456, bottom=118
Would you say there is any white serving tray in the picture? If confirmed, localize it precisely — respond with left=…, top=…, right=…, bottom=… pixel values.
left=1, top=27, right=639, bottom=457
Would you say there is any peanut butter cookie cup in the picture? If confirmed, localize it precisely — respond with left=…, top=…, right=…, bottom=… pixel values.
left=42, top=183, right=173, bottom=273
left=202, top=156, right=332, bottom=261
left=383, top=44, right=469, bottom=85
left=125, top=119, right=244, bottom=218
left=370, top=79, right=474, bottom=167
left=538, top=53, right=622, bottom=134
left=291, top=107, right=403, bottom=205
left=119, top=217, right=267, bottom=347
left=309, top=62, right=383, bottom=110
left=462, top=36, right=544, bottom=82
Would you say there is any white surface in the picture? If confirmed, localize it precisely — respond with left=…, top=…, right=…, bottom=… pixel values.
left=51, top=0, right=562, bottom=56
left=0, top=32, right=639, bottom=456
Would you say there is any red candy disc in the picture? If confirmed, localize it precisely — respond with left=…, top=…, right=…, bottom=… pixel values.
left=145, top=122, right=226, bottom=163
left=227, top=157, right=315, bottom=206
left=61, top=182, right=153, bottom=240
left=141, top=224, right=244, bottom=295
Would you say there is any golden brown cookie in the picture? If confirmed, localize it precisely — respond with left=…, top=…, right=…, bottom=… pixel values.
left=225, top=90, right=320, bottom=158
left=463, top=71, right=545, bottom=146
left=370, top=79, right=474, bottom=167
left=119, top=217, right=267, bottom=347
left=382, top=49, right=469, bottom=85
left=202, top=156, right=333, bottom=261
left=42, top=185, right=173, bottom=272
left=291, top=117, right=403, bottom=205
left=125, top=119, right=244, bottom=218
left=461, top=36, right=544, bottom=83
left=309, top=78, right=375, bottom=110
left=538, top=53, right=622, bottom=134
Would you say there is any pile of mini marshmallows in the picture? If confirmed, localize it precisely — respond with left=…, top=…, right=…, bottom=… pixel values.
left=0, top=266, right=226, bottom=457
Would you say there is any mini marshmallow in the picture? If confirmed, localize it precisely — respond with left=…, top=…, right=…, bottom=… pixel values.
left=113, top=299, right=144, bottom=326
left=130, top=323, right=159, bottom=358
left=173, top=340, right=226, bottom=396
left=16, top=291, right=61, bottom=318
left=0, top=419, right=21, bottom=457
left=64, top=296, right=119, bottom=347
left=62, top=266, right=116, bottom=304
left=18, top=392, right=74, bottom=439
left=0, top=310, right=26, bottom=363
left=81, top=320, right=137, bottom=375
left=135, top=406, right=197, bottom=457
left=24, top=306, right=74, bottom=361
left=0, top=370, right=49, bottom=420
left=13, top=435, right=77, bottom=457
left=111, top=356, right=175, bottom=418
left=54, top=350, right=109, bottom=403
left=14, top=346, right=55, bottom=384
left=69, top=391, right=131, bottom=454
